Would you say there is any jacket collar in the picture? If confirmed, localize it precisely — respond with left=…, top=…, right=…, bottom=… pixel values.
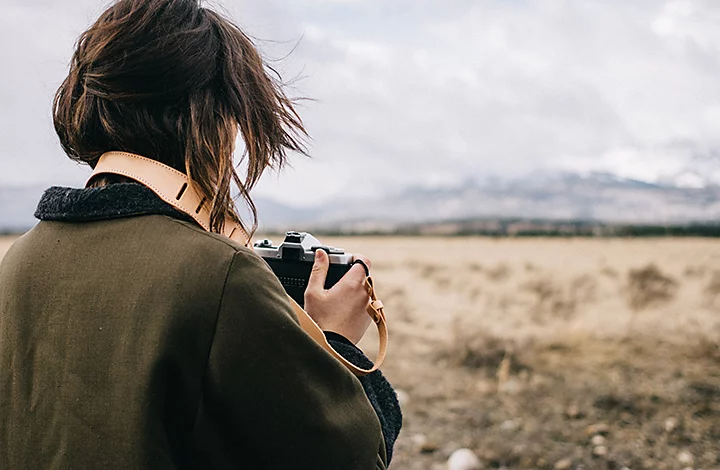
left=35, top=183, right=195, bottom=224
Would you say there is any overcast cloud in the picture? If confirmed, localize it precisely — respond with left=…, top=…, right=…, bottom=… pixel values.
left=1, top=0, right=719, bottom=205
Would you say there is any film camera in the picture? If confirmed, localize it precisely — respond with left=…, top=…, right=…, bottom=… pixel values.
left=253, top=231, right=354, bottom=307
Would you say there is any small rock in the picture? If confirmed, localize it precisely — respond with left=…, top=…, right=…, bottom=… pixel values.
left=447, top=448, right=483, bottom=470
left=395, top=389, right=410, bottom=407
left=564, top=405, right=584, bottom=419
left=664, top=417, right=678, bottom=433
left=500, top=419, right=520, bottom=432
left=554, top=458, right=573, bottom=470
left=590, top=435, right=606, bottom=446
left=678, top=450, right=694, bottom=466
left=681, top=467, right=693, bottom=470
left=585, top=423, right=610, bottom=437
left=593, top=446, right=608, bottom=458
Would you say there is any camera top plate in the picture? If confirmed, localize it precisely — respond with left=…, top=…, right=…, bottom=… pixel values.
left=253, top=231, right=353, bottom=265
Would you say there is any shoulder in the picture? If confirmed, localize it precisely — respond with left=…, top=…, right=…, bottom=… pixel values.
left=7, top=215, right=270, bottom=291
left=139, top=215, right=269, bottom=272
left=156, top=215, right=281, bottom=292
left=159, top=216, right=252, bottom=255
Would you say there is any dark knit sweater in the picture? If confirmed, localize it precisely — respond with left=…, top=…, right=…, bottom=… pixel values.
left=34, top=183, right=402, bottom=462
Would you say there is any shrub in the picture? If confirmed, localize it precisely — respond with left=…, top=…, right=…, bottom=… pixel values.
left=625, top=264, right=678, bottom=311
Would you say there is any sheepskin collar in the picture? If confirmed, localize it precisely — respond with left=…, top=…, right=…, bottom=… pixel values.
left=35, top=183, right=195, bottom=224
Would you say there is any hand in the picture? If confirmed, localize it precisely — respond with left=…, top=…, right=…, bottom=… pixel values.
left=304, top=250, right=373, bottom=344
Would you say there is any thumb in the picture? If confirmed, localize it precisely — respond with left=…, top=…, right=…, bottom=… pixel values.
left=307, top=249, right=329, bottom=293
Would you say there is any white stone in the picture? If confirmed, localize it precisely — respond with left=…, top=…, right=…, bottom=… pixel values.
left=410, top=433, right=427, bottom=448
left=593, top=446, right=608, bottom=457
left=500, top=419, right=520, bottom=432
left=591, top=435, right=606, bottom=446
left=678, top=451, right=694, bottom=466
left=447, top=448, right=483, bottom=470
left=664, top=417, right=678, bottom=433
left=553, top=458, right=573, bottom=470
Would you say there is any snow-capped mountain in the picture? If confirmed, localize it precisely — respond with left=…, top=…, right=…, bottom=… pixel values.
left=302, top=172, right=719, bottom=230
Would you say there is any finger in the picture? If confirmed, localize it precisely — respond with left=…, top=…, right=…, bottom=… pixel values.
left=307, top=248, right=330, bottom=294
left=351, top=259, right=370, bottom=277
left=342, top=262, right=370, bottom=287
left=347, top=254, right=372, bottom=283
left=352, top=254, right=372, bottom=269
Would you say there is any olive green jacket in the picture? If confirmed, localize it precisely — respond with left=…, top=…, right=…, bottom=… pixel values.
left=0, top=187, right=393, bottom=469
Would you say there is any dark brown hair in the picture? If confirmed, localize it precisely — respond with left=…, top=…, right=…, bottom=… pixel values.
left=53, top=0, right=306, bottom=234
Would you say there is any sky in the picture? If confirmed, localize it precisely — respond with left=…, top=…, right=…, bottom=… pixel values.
left=1, top=0, right=719, bottom=206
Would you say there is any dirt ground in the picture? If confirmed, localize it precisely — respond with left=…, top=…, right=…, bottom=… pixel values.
left=2, top=235, right=719, bottom=470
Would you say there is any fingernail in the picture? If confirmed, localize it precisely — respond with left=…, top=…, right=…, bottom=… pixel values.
left=315, top=250, right=324, bottom=262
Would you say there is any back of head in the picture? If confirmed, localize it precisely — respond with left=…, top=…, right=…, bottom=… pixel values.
left=53, top=0, right=306, bottom=234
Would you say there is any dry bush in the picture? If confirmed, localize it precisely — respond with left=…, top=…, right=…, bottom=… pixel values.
left=685, top=336, right=720, bottom=362
left=415, top=263, right=440, bottom=279
left=600, top=266, right=619, bottom=278
left=442, top=324, right=530, bottom=375
left=704, top=270, right=720, bottom=308
left=684, top=264, right=707, bottom=278
left=522, top=277, right=575, bottom=321
left=521, top=274, right=597, bottom=322
left=625, top=264, right=678, bottom=311
left=410, top=262, right=453, bottom=289
left=466, top=262, right=483, bottom=272
left=467, top=286, right=482, bottom=301
left=570, top=274, right=598, bottom=303
left=384, top=286, right=407, bottom=300
left=485, top=263, right=511, bottom=282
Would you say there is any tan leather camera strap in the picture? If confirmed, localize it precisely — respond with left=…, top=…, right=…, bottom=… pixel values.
left=90, top=151, right=247, bottom=244
left=89, top=151, right=386, bottom=376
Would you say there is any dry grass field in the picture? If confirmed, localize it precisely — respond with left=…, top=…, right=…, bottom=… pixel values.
left=2, top=235, right=720, bottom=470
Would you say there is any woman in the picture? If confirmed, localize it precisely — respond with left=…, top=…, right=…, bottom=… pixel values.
left=0, top=0, right=401, bottom=468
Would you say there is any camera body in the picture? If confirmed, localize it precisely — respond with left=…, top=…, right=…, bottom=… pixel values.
left=253, top=231, right=353, bottom=307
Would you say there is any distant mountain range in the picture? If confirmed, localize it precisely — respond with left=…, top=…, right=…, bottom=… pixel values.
left=2, top=173, right=719, bottom=234
left=304, top=172, right=720, bottom=232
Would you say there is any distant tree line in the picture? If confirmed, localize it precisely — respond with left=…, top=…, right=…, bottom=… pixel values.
left=308, top=218, right=720, bottom=237
left=605, top=224, right=720, bottom=238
